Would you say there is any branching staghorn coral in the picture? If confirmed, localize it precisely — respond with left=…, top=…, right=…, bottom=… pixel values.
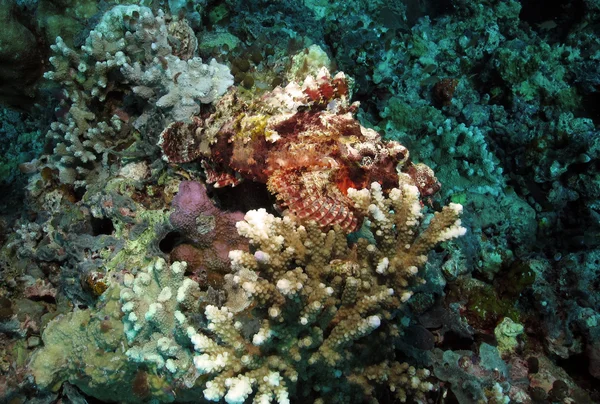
left=347, top=175, right=467, bottom=295
left=42, top=5, right=232, bottom=186
left=188, top=179, right=466, bottom=403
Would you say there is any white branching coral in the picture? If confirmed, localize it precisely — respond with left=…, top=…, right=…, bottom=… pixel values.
left=188, top=181, right=465, bottom=403
left=348, top=177, right=466, bottom=280
left=122, top=55, right=233, bottom=122
left=348, top=361, right=435, bottom=403
left=42, top=5, right=232, bottom=185
left=120, top=257, right=201, bottom=381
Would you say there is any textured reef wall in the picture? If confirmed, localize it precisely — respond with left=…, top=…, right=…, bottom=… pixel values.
left=1, top=0, right=600, bottom=403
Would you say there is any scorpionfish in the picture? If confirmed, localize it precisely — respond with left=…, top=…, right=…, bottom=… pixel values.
left=159, top=67, right=440, bottom=232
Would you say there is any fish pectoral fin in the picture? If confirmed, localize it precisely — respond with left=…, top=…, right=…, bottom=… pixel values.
left=267, top=170, right=360, bottom=232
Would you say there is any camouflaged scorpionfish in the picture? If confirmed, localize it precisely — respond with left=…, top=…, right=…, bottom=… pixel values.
left=159, top=68, right=440, bottom=232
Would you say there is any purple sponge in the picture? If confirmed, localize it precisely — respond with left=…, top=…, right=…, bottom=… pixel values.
left=169, top=181, right=218, bottom=241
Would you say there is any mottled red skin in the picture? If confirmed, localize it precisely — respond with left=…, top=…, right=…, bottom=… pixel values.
left=159, top=73, right=441, bottom=232
left=208, top=110, right=404, bottom=194
left=305, top=73, right=348, bottom=104
left=406, top=163, right=441, bottom=197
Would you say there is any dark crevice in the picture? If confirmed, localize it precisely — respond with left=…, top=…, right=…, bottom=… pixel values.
left=159, top=231, right=184, bottom=254
left=90, top=217, right=114, bottom=236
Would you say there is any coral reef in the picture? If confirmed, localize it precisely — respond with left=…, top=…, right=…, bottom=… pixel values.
left=159, top=68, right=440, bottom=233
left=189, top=179, right=464, bottom=403
left=22, top=170, right=465, bottom=403
left=1, top=0, right=600, bottom=402
left=41, top=4, right=232, bottom=186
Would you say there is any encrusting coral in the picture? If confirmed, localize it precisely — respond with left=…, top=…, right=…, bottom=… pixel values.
left=168, top=180, right=248, bottom=287
left=187, top=178, right=465, bottom=403
left=170, top=180, right=245, bottom=248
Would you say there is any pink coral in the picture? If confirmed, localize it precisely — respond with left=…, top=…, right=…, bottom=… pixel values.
left=169, top=181, right=248, bottom=273
left=170, top=181, right=218, bottom=241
